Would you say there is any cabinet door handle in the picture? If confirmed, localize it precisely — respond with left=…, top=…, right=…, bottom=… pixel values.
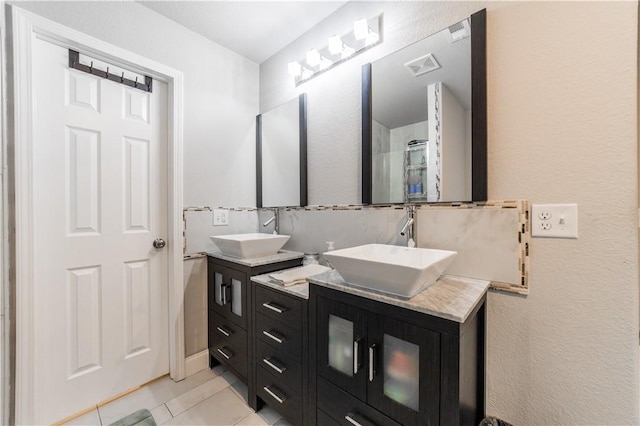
left=217, top=347, right=232, bottom=360
left=220, top=283, right=228, bottom=305
left=262, top=357, right=286, bottom=374
left=262, top=330, right=285, bottom=344
left=263, top=385, right=286, bottom=404
left=344, top=413, right=362, bottom=426
left=216, top=326, right=231, bottom=337
left=368, top=344, right=376, bottom=382
left=353, top=338, right=361, bottom=375
left=262, top=302, right=285, bottom=314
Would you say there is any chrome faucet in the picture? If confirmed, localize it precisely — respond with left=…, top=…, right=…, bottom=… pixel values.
left=262, top=208, right=279, bottom=234
left=400, top=205, right=416, bottom=247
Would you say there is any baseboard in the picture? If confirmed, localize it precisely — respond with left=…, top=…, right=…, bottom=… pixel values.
left=185, top=349, right=209, bottom=377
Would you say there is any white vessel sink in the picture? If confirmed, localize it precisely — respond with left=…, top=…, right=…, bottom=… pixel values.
left=323, top=244, right=457, bottom=298
left=210, top=233, right=290, bottom=259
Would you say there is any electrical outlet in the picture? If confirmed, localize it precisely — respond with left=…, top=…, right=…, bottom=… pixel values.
left=213, top=209, right=229, bottom=226
left=538, top=211, right=552, bottom=220
left=540, top=222, right=552, bottom=231
left=531, top=204, right=578, bottom=238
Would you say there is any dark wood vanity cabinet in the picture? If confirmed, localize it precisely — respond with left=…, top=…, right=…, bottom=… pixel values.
left=207, top=256, right=302, bottom=397
left=253, top=284, right=310, bottom=426
left=310, top=284, right=486, bottom=426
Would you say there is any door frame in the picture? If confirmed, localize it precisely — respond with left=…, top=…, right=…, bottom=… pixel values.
left=10, top=6, right=185, bottom=424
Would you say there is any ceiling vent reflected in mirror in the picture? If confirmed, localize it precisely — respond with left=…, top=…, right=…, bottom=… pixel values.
left=404, top=53, right=440, bottom=77
left=448, top=19, right=471, bottom=42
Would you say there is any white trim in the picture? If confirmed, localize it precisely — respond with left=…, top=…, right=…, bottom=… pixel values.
left=11, top=7, right=184, bottom=424
left=185, top=350, right=209, bottom=377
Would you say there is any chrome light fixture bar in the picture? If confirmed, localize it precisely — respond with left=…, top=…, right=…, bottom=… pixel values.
left=288, top=14, right=382, bottom=85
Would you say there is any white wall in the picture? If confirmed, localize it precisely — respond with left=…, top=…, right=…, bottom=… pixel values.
left=261, top=1, right=639, bottom=424
left=13, top=1, right=259, bottom=208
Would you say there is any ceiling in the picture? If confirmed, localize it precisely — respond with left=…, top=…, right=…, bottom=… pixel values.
left=372, top=20, right=471, bottom=130
left=139, top=1, right=348, bottom=64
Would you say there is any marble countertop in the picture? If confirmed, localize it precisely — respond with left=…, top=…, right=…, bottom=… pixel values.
left=251, top=272, right=309, bottom=299
left=206, top=250, right=304, bottom=268
left=308, top=270, right=490, bottom=323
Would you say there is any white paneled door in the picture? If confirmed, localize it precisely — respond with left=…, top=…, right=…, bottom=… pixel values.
left=31, top=37, right=169, bottom=424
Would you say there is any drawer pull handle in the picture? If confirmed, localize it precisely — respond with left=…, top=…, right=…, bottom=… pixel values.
left=263, top=385, right=286, bottom=404
left=216, top=326, right=231, bottom=337
left=369, top=344, right=376, bottom=382
left=262, top=302, right=285, bottom=314
left=216, top=347, right=232, bottom=360
left=262, top=330, right=285, bottom=344
left=262, top=357, right=286, bottom=374
left=345, top=413, right=363, bottom=426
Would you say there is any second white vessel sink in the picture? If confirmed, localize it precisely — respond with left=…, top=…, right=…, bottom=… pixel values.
left=323, top=243, right=457, bottom=298
left=210, top=233, right=290, bottom=259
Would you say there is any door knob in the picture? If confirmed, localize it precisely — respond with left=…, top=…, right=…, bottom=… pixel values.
left=153, top=238, right=166, bottom=249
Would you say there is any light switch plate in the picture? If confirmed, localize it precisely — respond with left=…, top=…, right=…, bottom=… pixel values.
left=213, top=209, right=229, bottom=226
left=531, top=204, right=578, bottom=238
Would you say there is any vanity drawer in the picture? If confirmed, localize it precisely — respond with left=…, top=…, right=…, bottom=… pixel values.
left=208, top=311, right=245, bottom=346
left=257, top=365, right=302, bottom=426
left=256, top=339, right=302, bottom=392
left=208, top=312, right=247, bottom=379
left=317, top=409, right=340, bottom=426
left=255, top=285, right=302, bottom=331
left=317, top=376, right=401, bottom=426
left=256, top=312, right=301, bottom=362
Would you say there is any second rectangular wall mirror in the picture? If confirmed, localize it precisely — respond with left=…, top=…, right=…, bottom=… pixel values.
left=362, top=9, right=486, bottom=205
left=257, top=94, right=308, bottom=208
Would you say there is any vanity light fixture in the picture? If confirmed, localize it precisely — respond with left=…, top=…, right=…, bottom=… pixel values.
left=288, top=14, right=382, bottom=85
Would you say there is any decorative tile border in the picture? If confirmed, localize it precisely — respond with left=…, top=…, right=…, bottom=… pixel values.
left=183, top=206, right=258, bottom=212
left=182, top=200, right=531, bottom=296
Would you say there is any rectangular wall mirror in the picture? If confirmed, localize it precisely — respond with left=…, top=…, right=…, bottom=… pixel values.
left=362, top=9, right=486, bottom=204
left=257, top=93, right=308, bottom=207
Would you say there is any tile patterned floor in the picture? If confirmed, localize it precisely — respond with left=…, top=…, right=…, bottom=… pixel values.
left=63, top=366, right=291, bottom=426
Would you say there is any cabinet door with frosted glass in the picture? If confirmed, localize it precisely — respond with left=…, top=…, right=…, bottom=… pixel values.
left=316, top=296, right=368, bottom=401
left=367, top=315, right=440, bottom=425
left=208, top=262, right=247, bottom=329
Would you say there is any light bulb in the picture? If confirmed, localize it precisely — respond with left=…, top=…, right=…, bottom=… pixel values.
left=306, top=49, right=321, bottom=67
left=301, top=67, right=313, bottom=80
left=365, top=30, right=379, bottom=46
left=319, top=57, right=333, bottom=70
left=328, top=35, right=344, bottom=55
left=341, top=45, right=355, bottom=59
left=354, top=19, right=369, bottom=40
left=288, top=61, right=302, bottom=77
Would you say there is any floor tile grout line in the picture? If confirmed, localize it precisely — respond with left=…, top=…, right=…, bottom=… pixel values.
left=164, top=374, right=236, bottom=418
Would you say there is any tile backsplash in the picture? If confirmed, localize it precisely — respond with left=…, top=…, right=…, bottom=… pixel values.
left=183, top=200, right=530, bottom=295
left=184, top=207, right=258, bottom=253
left=415, top=200, right=530, bottom=295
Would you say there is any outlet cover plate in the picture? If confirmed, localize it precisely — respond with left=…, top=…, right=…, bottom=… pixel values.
left=531, top=204, right=578, bottom=238
left=213, top=209, right=229, bottom=226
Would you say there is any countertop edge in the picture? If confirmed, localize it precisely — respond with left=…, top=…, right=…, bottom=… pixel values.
left=206, top=249, right=304, bottom=267
left=308, top=271, right=490, bottom=323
